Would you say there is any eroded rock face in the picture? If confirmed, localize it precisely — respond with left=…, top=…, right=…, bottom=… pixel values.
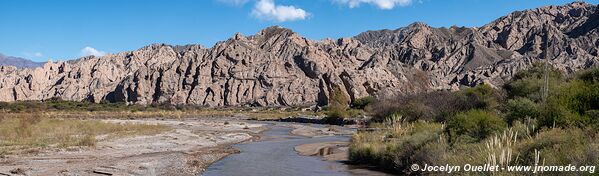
left=0, top=2, right=597, bottom=106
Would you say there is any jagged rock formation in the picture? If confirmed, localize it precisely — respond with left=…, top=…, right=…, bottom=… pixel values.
left=0, top=2, right=597, bottom=106
left=0, top=54, right=44, bottom=68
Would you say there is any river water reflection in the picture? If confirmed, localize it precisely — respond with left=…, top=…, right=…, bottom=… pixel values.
left=202, top=124, right=386, bottom=176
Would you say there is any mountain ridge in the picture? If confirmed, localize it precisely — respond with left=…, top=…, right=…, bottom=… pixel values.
left=0, top=2, right=597, bottom=107
left=0, top=54, right=44, bottom=69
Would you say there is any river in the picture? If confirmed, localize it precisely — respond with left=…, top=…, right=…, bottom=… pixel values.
left=201, top=124, right=388, bottom=176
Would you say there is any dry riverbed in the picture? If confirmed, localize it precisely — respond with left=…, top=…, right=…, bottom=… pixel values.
left=0, top=118, right=266, bottom=176
left=0, top=117, right=387, bottom=176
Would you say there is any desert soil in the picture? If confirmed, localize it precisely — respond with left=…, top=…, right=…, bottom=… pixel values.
left=0, top=117, right=266, bottom=176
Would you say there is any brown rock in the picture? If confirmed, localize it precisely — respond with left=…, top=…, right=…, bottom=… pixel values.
left=0, top=2, right=597, bottom=107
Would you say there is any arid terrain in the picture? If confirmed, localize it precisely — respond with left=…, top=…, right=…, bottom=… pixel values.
left=0, top=117, right=266, bottom=176
left=0, top=115, right=370, bottom=176
left=0, top=1, right=597, bottom=176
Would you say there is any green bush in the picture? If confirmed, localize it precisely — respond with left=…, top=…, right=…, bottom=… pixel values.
left=560, top=80, right=599, bottom=115
left=368, top=84, right=499, bottom=123
left=587, top=110, right=599, bottom=127
left=351, top=96, right=375, bottom=109
left=503, top=97, right=539, bottom=125
left=329, top=86, right=349, bottom=109
left=325, top=86, right=352, bottom=124
left=538, top=97, right=588, bottom=128
left=462, top=84, right=501, bottom=109
left=324, top=107, right=349, bottom=124
left=504, top=62, right=563, bottom=102
left=446, top=109, right=506, bottom=143
left=349, top=122, right=445, bottom=174
left=517, top=128, right=597, bottom=166
left=577, top=66, right=599, bottom=83
left=349, top=65, right=599, bottom=174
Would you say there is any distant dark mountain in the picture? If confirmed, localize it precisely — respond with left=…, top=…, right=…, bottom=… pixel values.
left=0, top=54, right=44, bottom=68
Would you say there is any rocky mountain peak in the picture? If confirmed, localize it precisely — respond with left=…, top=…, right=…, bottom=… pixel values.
left=234, top=32, right=245, bottom=40
left=406, top=22, right=430, bottom=29
left=252, top=26, right=295, bottom=40
left=0, top=2, right=597, bottom=107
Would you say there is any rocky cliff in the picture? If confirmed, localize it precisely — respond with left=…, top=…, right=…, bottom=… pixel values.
left=0, top=2, right=597, bottom=107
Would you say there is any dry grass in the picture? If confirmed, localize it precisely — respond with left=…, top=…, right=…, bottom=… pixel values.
left=6, top=108, right=317, bottom=120
left=0, top=113, right=169, bottom=154
left=0, top=108, right=309, bottom=155
left=485, top=129, right=518, bottom=168
left=349, top=118, right=446, bottom=172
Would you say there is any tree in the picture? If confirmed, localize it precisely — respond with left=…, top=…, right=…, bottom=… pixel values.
left=503, top=97, right=539, bottom=125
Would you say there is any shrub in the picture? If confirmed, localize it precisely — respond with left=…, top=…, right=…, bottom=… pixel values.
left=329, top=86, right=349, bottom=109
left=587, top=110, right=599, bottom=126
left=504, top=62, right=563, bottom=102
left=0, top=102, right=9, bottom=110
left=76, top=134, right=97, bottom=147
left=537, top=98, right=588, bottom=128
left=560, top=80, right=599, bottom=115
left=349, top=121, right=445, bottom=174
left=516, top=128, right=597, bottom=166
left=577, top=66, right=599, bottom=83
left=502, top=66, right=599, bottom=129
left=462, top=84, right=502, bottom=109
left=446, top=109, right=506, bottom=143
left=325, top=86, right=352, bottom=124
left=351, top=96, right=376, bottom=109
left=368, top=84, right=501, bottom=123
left=503, top=97, right=539, bottom=125
left=394, top=102, right=430, bottom=122
left=324, top=108, right=349, bottom=125
left=348, top=65, right=599, bottom=175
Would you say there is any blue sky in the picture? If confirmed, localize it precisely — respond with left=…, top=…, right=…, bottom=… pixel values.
left=0, top=0, right=596, bottom=62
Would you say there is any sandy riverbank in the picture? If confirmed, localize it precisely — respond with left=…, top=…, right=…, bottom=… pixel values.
left=291, top=125, right=391, bottom=176
left=0, top=118, right=266, bottom=176
left=289, top=124, right=354, bottom=137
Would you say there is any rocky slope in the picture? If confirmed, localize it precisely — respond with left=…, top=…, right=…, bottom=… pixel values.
left=0, top=54, right=43, bottom=68
left=0, top=2, right=597, bottom=106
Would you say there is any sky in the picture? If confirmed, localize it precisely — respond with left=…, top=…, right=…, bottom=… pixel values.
left=0, top=0, right=597, bottom=62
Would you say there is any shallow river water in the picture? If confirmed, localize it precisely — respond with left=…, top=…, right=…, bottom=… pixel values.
left=202, top=124, right=386, bottom=176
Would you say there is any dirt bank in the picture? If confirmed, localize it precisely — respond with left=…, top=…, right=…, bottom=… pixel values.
left=289, top=124, right=354, bottom=137
left=0, top=118, right=266, bottom=176
left=289, top=123, right=354, bottom=161
left=291, top=124, right=391, bottom=176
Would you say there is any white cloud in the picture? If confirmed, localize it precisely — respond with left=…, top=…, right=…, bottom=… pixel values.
left=218, top=0, right=250, bottom=6
left=251, top=0, right=309, bottom=22
left=333, top=0, right=412, bottom=9
left=80, top=47, right=106, bottom=57
left=23, top=52, right=43, bottom=58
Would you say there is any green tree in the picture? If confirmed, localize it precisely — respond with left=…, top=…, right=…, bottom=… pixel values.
left=325, top=86, right=350, bottom=124
left=503, top=97, right=539, bottom=125
left=504, top=62, right=563, bottom=102
left=462, top=84, right=501, bottom=109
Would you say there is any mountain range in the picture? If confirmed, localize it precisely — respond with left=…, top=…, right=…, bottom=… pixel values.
left=0, top=2, right=597, bottom=107
left=0, top=54, right=44, bottom=69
